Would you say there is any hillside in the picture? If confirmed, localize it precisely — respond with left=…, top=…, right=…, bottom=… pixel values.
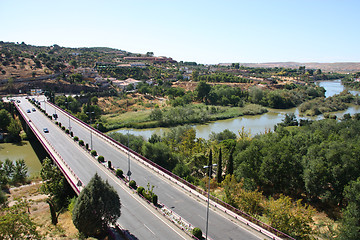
left=237, top=62, right=360, bottom=73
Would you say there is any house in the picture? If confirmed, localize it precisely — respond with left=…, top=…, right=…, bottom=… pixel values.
left=112, top=78, right=141, bottom=89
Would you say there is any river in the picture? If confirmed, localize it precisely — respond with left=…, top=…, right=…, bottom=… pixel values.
left=114, top=80, right=360, bottom=140
left=0, top=141, right=42, bottom=177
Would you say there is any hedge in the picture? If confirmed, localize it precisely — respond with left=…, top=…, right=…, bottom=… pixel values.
left=98, top=155, right=105, bottom=162
left=116, top=169, right=123, bottom=178
left=192, top=227, right=202, bottom=239
left=129, top=180, right=137, bottom=189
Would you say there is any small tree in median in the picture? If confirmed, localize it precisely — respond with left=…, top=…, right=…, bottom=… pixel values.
left=192, top=227, right=202, bottom=239
left=72, top=173, right=121, bottom=237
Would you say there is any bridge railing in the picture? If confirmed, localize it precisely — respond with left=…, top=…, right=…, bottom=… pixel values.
left=14, top=103, right=82, bottom=195
left=48, top=101, right=295, bottom=240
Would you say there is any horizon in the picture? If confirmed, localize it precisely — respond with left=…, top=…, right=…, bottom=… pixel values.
left=1, top=0, right=360, bottom=64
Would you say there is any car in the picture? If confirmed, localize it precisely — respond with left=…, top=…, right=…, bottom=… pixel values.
left=26, top=109, right=31, bottom=113
left=32, top=108, right=36, bottom=112
left=43, top=128, right=49, bottom=133
left=16, top=100, right=21, bottom=103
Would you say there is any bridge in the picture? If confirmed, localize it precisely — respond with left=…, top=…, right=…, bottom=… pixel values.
left=12, top=95, right=291, bottom=240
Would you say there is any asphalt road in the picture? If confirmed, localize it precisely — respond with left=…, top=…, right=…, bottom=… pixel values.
left=15, top=96, right=190, bottom=240
left=45, top=97, right=269, bottom=240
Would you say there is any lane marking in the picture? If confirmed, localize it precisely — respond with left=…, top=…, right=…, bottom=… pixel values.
left=144, top=224, right=155, bottom=235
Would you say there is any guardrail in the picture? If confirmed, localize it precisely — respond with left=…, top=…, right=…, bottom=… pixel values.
left=14, top=102, right=82, bottom=194
left=47, top=101, right=295, bottom=240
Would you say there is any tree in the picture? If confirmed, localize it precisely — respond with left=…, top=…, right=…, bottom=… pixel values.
left=264, top=195, right=314, bottom=239
left=69, top=60, right=78, bottom=69
left=41, top=157, right=72, bottom=225
left=7, top=118, right=21, bottom=142
left=226, top=148, right=234, bottom=176
left=0, top=109, right=11, bottom=131
left=0, top=200, right=40, bottom=239
left=217, top=148, right=223, bottom=183
left=72, top=173, right=121, bottom=237
left=12, top=159, right=28, bottom=184
left=338, top=178, right=360, bottom=240
left=196, top=81, right=211, bottom=102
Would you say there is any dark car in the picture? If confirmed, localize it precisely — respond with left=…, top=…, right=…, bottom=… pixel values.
left=32, top=108, right=36, bottom=112
left=26, top=109, right=31, bottom=113
left=43, top=128, right=49, bottom=133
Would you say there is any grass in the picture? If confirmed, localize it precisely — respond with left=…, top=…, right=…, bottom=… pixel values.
left=102, top=103, right=267, bottom=131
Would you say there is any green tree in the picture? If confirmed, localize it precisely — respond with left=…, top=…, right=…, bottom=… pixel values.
left=226, top=148, right=234, bottom=176
left=0, top=109, right=11, bottom=131
left=196, top=81, right=211, bottom=102
left=40, top=157, right=72, bottom=225
left=69, top=59, right=78, bottom=69
left=72, top=173, right=121, bottom=237
left=217, top=148, right=223, bottom=183
left=12, top=159, right=28, bottom=184
left=264, top=195, right=314, bottom=239
left=0, top=200, right=40, bottom=240
left=7, top=118, right=21, bottom=142
left=338, top=178, right=360, bottom=240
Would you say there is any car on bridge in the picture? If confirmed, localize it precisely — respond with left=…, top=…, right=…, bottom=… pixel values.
left=32, top=108, right=36, bottom=112
left=43, top=128, right=49, bottom=133
left=26, top=109, right=31, bottom=113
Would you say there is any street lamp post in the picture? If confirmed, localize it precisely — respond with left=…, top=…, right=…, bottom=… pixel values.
left=203, top=163, right=217, bottom=240
left=86, top=111, right=95, bottom=150
left=127, top=130, right=131, bottom=182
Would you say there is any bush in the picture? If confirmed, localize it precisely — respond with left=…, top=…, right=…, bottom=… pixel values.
left=90, top=150, right=97, bottom=156
left=85, top=143, right=89, bottom=150
left=74, top=136, right=79, bottom=141
left=116, top=169, right=123, bottom=178
left=65, top=129, right=70, bottom=134
left=192, top=227, right=202, bottom=239
left=70, top=131, right=73, bottom=137
left=55, top=121, right=58, bottom=125
left=152, top=194, right=158, bottom=205
left=59, top=122, right=62, bottom=127
left=137, top=186, right=145, bottom=196
left=108, top=161, right=112, bottom=169
left=129, top=180, right=137, bottom=189
left=79, top=140, right=84, bottom=146
left=49, top=116, right=52, bottom=120
left=61, top=126, right=65, bottom=131
left=97, top=155, right=104, bottom=162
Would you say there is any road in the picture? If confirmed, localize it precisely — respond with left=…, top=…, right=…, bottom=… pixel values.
left=15, top=96, right=190, bottom=240
left=41, top=97, right=271, bottom=240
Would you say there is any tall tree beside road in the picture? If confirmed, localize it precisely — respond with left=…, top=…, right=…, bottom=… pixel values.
left=0, top=109, right=11, bottom=131
left=41, top=157, right=73, bottom=225
left=72, top=173, right=121, bottom=237
left=217, top=148, right=223, bottom=183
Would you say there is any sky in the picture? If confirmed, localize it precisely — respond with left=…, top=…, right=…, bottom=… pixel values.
left=1, top=0, right=360, bottom=64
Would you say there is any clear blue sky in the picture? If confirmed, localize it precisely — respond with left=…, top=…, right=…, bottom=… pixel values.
left=1, top=0, right=359, bottom=64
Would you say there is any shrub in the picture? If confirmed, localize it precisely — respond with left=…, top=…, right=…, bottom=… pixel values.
left=65, top=129, right=70, bottom=134
left=61, top=126, right=65, bottom=131
left=90, top=150, right=97, bottom=156
left=116, top=169, right=123, bottom=178
left=70, top=131, right=73, bottom=137
left=97, top=155, right=105, bottom=162
left=74, top=136, right=79, bottom=141
left=129, top=180, right=137, bottom=189
left=152, top=194, right=158, bottom=205
left=192, top=227, right=202, bottom=239
left=59, top=122, right=62, bottom=127
left=137, top=186, right=145, bottom=196
left=79, top=140, right=84, bottom=146
left=49, top=116, right=52, bottom=120
left=108, top=161, right=112, bottom=169
left=55, top=121, right=59, bottom=125
left=85, top=143, right=89, bottom=150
